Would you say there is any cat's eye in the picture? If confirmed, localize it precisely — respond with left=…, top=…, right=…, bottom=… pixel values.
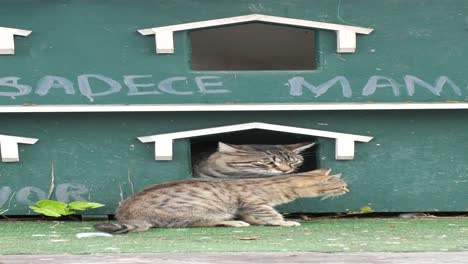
left=273, top=157, right=283, bottom=162
left=189, top=133, right=317, bottom=178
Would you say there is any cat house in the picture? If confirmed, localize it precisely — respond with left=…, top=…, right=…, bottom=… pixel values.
left=1, top=0, right=467, bottom=217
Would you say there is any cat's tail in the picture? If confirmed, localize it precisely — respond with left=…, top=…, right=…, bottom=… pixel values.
left=94, top=223, right=131, bottom=234
left=95, top=221, right=154, bottom=234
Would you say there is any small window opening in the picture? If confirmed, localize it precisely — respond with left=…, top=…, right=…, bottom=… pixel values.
left=190, top=129, right=318, bottom=177
left=190, top=23, right=316, bottom=71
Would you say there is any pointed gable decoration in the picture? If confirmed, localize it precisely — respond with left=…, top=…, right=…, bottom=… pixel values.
left=138, top=122, right=373, bottom=161
left=0, top=134, right=38, bottom=162
left=0, top=27, right=32, bottom=55
left=138, top=14, right=373, bottom=54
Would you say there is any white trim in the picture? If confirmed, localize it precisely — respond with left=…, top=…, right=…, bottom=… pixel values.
left=138, top=14, right=373, bottom=54
left=138, top=122, right=372, bottom=143
left=0, top=134, right=38, bottom=162
left=1, top=102, right=468, bottom=113
left=137, top=122, right=373, bottom=161
left=0, top=27, right=32, bottom=37
left=138, top=14, right=373, bottom=35
left=0, top=27, right=32, bottom=55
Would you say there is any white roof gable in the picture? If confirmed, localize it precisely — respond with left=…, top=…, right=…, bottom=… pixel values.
left=0, top=134, right=38, bottom=162
left=0, top=27, right=32, bottom=55
left=138, top=122, right=373, bottom=161
left=138, top=14, right=373, bottom=54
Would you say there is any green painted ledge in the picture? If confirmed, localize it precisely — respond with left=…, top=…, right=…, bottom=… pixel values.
left=0, top=218, right=467, bottom=254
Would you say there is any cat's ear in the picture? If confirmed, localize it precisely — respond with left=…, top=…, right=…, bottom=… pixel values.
left=285, top=142, right=316, bottom=153
left=218, top=142, right=244, bottom=153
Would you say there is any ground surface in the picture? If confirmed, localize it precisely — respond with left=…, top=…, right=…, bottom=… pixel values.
left=2, top=252, right=468, bottom=264
left=0, top=218, right=467, bottom=254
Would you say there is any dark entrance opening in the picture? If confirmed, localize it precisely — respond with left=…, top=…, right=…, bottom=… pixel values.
left=190, top=22, right=316, bottom=71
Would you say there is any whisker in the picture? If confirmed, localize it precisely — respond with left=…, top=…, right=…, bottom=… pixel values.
left=341, top=175, right=355, bottom=184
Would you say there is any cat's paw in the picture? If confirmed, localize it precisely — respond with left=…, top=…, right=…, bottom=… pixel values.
left=277, top=221, right=301, bottom=227
left=224, top=221, right=251, bottom=227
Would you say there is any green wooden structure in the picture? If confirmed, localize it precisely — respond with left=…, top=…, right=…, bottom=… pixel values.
left=0, top=0, right=467, bottom=216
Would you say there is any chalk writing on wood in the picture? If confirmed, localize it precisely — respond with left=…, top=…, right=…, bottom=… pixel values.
left=0, top=74, right=464, bottom=101
left=0, top=75, right=228, bottom=101
left=288, top=75, right=462, bottom=98
left=0, top=183, right=90, bottom=207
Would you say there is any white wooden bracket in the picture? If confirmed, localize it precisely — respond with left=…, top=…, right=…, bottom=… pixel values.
left=0, top=134, right=38, bottom=162
left=138, top=14, right=373, bottom=54
left=138, top=122, right=373, bottom=161
left=0, top=27, right=32, bottom=55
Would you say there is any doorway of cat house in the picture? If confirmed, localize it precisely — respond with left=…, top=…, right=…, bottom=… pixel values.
left=190, top=22, right=316, bottom=71
left=190, top=129, right=317, bottom=178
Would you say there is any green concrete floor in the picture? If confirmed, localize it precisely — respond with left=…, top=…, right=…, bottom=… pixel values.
left=0, top=218, right=467, bottom=254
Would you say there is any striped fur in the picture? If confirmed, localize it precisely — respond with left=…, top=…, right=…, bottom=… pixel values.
left=94, top=168, right=348, bottom=234
left=193, top=142, right=315, bottom=178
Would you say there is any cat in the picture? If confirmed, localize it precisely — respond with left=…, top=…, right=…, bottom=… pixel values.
left=192, top=142, right=316, bottom=178
left=94, top=168, right=348, bottom=233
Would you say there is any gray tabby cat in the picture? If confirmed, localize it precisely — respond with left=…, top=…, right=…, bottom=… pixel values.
left=94, top=168, right=348, bottom=233
left=193, top=142, right=316, bottom=178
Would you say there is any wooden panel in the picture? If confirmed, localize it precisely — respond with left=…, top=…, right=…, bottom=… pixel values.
left=0, top=0, right=467, bottom=105
left=1, top=0, right=467, bottom=215
left=1, top=111, right=467, bottom=214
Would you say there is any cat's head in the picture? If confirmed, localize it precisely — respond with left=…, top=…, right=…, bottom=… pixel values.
left=289, top=169, right=349, bottom=198
left=213, top=142, right=315, bottom=176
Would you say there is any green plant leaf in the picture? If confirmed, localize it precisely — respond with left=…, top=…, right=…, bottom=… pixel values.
left=61, top=208, right=76, bottom=216
left=29, top=199, right=104, bottom=217
left=32, top=200, right=76, bottom=216
left=84, top=202, right=105, bottom=209
left=346, top=205, right=375, bottom=215
left=68, top=201, right=105, bottom=211
left=36, top=200, right=68, bottom=209
left=29, top=206, right=62, bottom=217
left=360, top=206, right=375, bottom=213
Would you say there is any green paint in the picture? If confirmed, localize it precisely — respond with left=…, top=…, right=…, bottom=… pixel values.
left=0, top=219, right=467, bottom=254
left=1, top=0, right=468, bottom=215
left=0, top=0, right=467, bottom=104
left=2, top=111, right=468, bottom=214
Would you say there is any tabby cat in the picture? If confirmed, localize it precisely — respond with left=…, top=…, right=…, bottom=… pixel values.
left=95, top=168, right=348, bottom=233
left=193, top=142, right=315, bottom=178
